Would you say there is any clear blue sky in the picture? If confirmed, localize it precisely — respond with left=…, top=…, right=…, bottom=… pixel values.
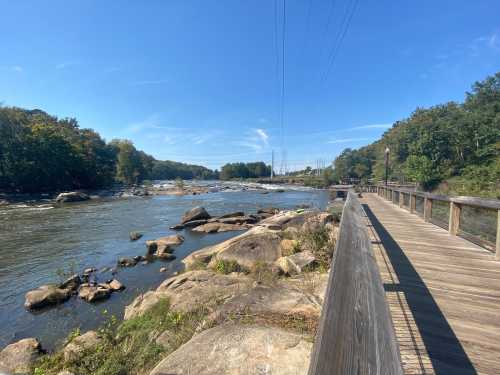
left=1, top=1, right=499, bottom=171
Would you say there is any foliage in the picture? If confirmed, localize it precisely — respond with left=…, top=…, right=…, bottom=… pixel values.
left=220, top=162, right=271, bottom=180
left=33, top=299, right=209, bottom=375
left=331, top=72, right=500, bottom=196
left=297, top=225, right=335, bottom=272
left=0, top=107, right=219, bottom=192
left=214, top=259, right=241, bottom=274
left=174, top=176, right=184, bottom=190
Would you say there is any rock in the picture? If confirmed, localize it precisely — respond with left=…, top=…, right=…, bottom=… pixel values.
left=63, top=331, right=102, bottom=361
left=129, top=231, right=143, bottom=241
left=218, top=215, right=258, bottom=225
left=159, top=267, right=167, bottom=272
left=55, top=192, right=90, bottom=203
left=183, top=219, right=208, bottom=228
left=57, top=371, right=76, bottom=375
left=169, top=223, right=185, bottom=230
left=107, top=279, right=125, bottom=291
left=209, top=231, right=282, bottom=269
left=257, top=207, right=279, bottom=215
left=133, top=255, right=146, bottom=262
left=181, top=206, right=211, bottom=224
left=125, top=270, right=251, bottom=320
left=78, top=284, right=112, bottom=302
left=83, top=267, right=96, bottom=274
left=216, top=211, right=245, bottom=219
left=280, top=239, right=299, bottom=256
left=24, top=285, right=72, bottom=309
left=156, top=253, right=176, bottom=261
left=149, top=323, right=312, bottom=375
left=146, top=234, right=184, bottom=255
left=191, top=222, right=248, bottom=233
left=0, top=338, right=43, bottom=374
left=58, top=274, right=81, bottom=291
left=118, top=257, right=138, bottom=267
left=183, top=226, right=281, bottom=269
left=301, top=212, right=334, bottom=232
left=276, top=251, right=316, bottom=275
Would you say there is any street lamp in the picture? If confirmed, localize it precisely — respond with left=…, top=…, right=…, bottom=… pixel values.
left=384, top=147, right=390, bottom=186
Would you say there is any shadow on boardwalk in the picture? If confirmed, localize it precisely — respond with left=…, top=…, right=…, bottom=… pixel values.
left=363, top=204, right=477, bottom=375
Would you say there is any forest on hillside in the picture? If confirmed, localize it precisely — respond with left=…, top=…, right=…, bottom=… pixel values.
left=332, top=72, right=500, bottom=198
left=0, top=107, right=217, bottom=192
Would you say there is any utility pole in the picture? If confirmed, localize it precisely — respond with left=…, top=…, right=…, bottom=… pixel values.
left=272, top=150, right=275, bottom=179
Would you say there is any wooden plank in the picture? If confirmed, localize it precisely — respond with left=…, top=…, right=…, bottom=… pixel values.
left=308, top=192, right=403, bottom=375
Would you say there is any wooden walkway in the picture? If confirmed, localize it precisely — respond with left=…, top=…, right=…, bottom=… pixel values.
left=361, top=194, right=500, bottom=375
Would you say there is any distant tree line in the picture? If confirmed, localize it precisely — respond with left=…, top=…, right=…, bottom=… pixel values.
left=0, top=107, right=217, bottom=192
left=219, top=162, right=272, bottom=180
left=331, top=72, right=500, bottom=197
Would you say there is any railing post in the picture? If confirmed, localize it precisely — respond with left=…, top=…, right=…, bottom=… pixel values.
left=449, top=201, right=461, bottom=236
left=496, top=209, right=500, bottom=260
left=410, top=194, right=416, bottom=214
left=399, top=192, right=404, bottom=208
left=424, top=197, right=432, bottom=222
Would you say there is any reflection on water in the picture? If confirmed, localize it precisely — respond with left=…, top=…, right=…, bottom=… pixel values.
left=0, top=188, right=328, bottom=349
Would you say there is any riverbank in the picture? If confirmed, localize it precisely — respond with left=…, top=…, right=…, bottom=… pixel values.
left=1, top=205, right=338, bottom=374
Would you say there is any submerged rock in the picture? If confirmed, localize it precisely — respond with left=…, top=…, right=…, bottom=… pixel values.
left=0, top=338, right=43, bottom=374
left=58, top=274, right=81, bottom=291
left=55, top=192, right=90, bottom=203
left=149, top=323, right=312, bottom=375
left=181, top=206, right=211, bottom=224
left=146, top=234, right=184, bottom=255
left=24, top=285, right=72, bottom=309
left=118, top=257, right=138, bottom=267
left=129, top=231, right=143, bottom=241
left=169, top=223, right=185, bottom=230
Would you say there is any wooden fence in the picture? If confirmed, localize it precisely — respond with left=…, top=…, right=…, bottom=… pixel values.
left=373, top=186, right=500, bottom=258
left=308, top=191, right=403, bottom=375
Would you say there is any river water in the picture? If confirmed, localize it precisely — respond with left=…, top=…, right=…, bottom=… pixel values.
left=0, top=183, right=328, bottom=350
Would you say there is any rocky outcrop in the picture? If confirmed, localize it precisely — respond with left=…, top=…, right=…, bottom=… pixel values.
left=191, top=222, right=249, bottom=233
left=276, top=251, right=316, bottom=275
left=181, top=206, right=211, bottom=224
left=0, top=338, right=43, bottom=374
left=149, top=323, right=312, bottom=375
left=146, top=234, right=184, bottom=255
left=124, top=270, right=252, bottom=320
left=55, top=192, right=90, bottom=203
left=24, top=285, right=72, bottom=309
left=63, top=331, right=102, bottom=361
left=216, top=211, right=245, bottom=219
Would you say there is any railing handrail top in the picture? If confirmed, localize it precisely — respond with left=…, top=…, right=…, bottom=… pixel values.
left=376, top=185, right=500, bottom=210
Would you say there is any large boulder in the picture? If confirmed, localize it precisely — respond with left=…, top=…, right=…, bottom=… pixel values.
left=146, top=234, right=184, bottom=255
left=63, top=331, right=102, bottom=361
left=217, top=211, right=245, bottom=219
left=149, top=323, right=312, bottom=375
left=58, top=274, right=81, bottom=291
left=24, top=285, right=72, bottom=309
left=55, top=192, right=90, bottom=203
left=78, top=284, right=112, bottom=302
left=0, top=338, right=43, bottom=374
left=124, top=270, right=252, bottom=320
left=182, top=219, right=208, bottom=228
left=301, top=212, right=334, bottom=232
left=217, top=215, right=258, bottom=225
left=276, top=251, right=316, bottom=275
left=181, top=206, right=211, bottom=224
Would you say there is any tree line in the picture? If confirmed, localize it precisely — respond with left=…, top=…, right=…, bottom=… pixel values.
left=0, top=107, right=217, bottom=192
left=331, top=72, right=500, bottom=197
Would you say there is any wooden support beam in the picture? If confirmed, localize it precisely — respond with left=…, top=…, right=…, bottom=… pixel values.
left=424, top=198, right=432, bottom=222
left=449, top=202, right=461, bottom=236
left=399, top=192, right=404, bottom=208
left=410, top=194, right=416, bottom=214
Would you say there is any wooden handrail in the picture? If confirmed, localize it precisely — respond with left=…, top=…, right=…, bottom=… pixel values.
left=373, top=185, right=500, bottom=257
left=308, top=191, right=403, bottom=375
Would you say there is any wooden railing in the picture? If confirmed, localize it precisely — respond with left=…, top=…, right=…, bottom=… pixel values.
left=376, top=186, right=500, bottom=258
left=308, top=191, right=403, bottom=375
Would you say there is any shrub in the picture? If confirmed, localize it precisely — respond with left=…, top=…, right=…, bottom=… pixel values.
left=214, top=259, right=241, bottom=274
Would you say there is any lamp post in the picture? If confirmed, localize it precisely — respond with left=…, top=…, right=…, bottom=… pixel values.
left=384, top=147, right=390, bottom=186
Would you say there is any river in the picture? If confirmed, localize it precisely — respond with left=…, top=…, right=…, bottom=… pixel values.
left=0, top=183, right=329, bottom=350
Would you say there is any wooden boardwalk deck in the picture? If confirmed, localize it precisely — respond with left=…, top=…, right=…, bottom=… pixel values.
left=361, top=193, right=500, bottom=375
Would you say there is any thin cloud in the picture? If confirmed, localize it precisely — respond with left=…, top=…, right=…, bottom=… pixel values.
left=254, top=128, right=269, bottom=145
left=12, top=65, right=23, bottom=72
left=351, top=123, right=392, bottom=130
left=327, top=137, right=373, bottom=144
left=56, top=61, right=80, bottom=69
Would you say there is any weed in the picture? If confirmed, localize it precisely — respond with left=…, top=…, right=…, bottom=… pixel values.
left=214, top=259, right=241, bottom=274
